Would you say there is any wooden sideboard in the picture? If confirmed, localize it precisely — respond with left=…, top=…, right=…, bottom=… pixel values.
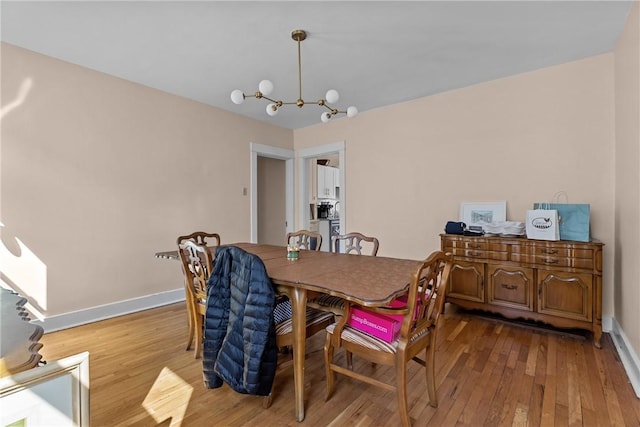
left=440, top=234, right=604, bottom=347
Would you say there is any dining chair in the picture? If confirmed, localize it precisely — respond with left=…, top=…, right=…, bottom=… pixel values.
left=176, top=232, right=221, bottom=353
left=177, top=240, right=213, bottom=359
left=307, top=232, right=380, bottom=316
left=324, top=251, right=452, bottom=427
left=286, top=229, right=322, bottom=251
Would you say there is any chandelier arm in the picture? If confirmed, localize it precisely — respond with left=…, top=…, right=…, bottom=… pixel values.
left=319, top=102, right=334, bottom=112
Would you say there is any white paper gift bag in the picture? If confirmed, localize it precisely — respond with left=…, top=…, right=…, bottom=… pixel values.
left=525, top=208, right=560, bottom=241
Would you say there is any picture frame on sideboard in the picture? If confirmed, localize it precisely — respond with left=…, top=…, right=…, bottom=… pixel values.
left=459, top=201, right=507, bottom=229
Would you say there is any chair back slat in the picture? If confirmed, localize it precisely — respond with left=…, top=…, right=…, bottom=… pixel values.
left=286, top=230, right=322, bottom=251
left=178, top=240, right=212, bottom=308
left=177, top=231, right=221, bottom=258
left=332, top=232, right=379, bottom=255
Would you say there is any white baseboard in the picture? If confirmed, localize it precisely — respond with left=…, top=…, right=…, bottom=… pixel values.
left=33, top=288, right=185, bottom=333
left=608, top=316, right=640, bottom=398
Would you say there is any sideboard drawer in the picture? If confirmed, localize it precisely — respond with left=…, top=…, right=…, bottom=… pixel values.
left=534, top=255, right=593, bottom=270
left=452, top=248, right=487, bottom=259
left=442, top=237, right=487, bottom=252
left=533, top=246, right=593, bottom=259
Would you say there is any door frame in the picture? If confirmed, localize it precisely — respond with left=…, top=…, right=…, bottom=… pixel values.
left=297, top=141, right=346, bottom=235
left=250, top=143, right=295, bottom=243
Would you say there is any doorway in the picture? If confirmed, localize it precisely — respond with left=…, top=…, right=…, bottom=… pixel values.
left=250, top=143, right=294, bottom=244
left=298, top=141, right=346, bottom=238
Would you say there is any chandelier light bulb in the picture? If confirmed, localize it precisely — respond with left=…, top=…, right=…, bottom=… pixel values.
left=259, top=80, right=274, bottom=96
left=325, top=89, right=339, bottom=105
left=346, top=106, right=358, bottom=118
left=321, top=112, right=332, bottom=123
left=230, top=89, right=245, bottom=105
left=266, top=103, right=279, bottom=116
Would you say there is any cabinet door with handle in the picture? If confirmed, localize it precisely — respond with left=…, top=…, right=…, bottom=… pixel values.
left=537, top=270, right=592, bottom=321
left=448, top=261, right=485, bottom=303
left=487, top=264, right=534, bottom=311
left=317, top=165, right=337, bottom=199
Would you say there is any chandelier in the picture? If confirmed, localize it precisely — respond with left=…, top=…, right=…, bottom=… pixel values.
left=230, top=29, right=358, bottom=124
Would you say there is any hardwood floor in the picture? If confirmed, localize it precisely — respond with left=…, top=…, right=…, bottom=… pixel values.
left=39, top=303, right=640, bottom=426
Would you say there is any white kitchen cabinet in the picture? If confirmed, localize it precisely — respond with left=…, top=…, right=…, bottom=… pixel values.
left=317, top=165, right=339, bottom=199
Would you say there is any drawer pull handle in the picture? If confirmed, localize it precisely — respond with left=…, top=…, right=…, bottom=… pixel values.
left=468, top=244, right=481, bottom=249
left=543, top=258, right=559, bottom=264
left=542, top=249, right=558, bottom=254
left=468, top=251, right=482, bottom=257
left=501, top=284, right=517, bottom=290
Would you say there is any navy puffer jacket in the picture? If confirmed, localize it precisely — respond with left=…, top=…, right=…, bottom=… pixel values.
left=202, top=246, right=278, bottom=396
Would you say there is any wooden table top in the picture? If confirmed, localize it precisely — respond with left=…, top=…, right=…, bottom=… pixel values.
left=156, top=242, right=422, bottom=307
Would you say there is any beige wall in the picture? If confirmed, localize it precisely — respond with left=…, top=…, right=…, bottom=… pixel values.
left=295, top=54, right=616, bottom=318
left=0, top=43, right=293, bottom=317
left=614, top=2, right=640, bottom=360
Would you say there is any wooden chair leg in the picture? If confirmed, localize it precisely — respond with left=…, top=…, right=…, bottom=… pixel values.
left=324, top=332, right=335, bottom=401
left=185, top=294, right=195, bottom=351
left=263, top=391, right=274, bottom=408
left=346, top=351, right=353, bottom=369
left=396, top=360, right=410, bottom=427
left=194, top=313, right=204, bottom=359
left=426, top=339, right=438, bottom=407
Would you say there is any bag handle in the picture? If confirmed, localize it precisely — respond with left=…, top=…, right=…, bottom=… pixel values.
left=552, top=191, right=568, bottom=204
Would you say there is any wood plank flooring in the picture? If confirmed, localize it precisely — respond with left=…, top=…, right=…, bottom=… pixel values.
left=39, top=303, right=640, bottom=426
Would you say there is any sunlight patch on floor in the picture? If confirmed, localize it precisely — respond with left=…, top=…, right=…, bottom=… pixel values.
left=142, top=367, right=193, bottom=427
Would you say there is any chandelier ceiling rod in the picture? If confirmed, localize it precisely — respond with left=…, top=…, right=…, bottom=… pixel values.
left=230, top=29, right=358, bottom=124
left=295, top=29, right=304, bottom=104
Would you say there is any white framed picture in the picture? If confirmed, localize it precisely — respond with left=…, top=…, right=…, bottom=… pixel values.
left=460, top=201, right=507, bottom=229
left=0, top=352, right=89, bottom=427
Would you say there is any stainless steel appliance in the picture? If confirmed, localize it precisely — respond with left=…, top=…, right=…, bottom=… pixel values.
left=317, top=202, right=333, bottom=219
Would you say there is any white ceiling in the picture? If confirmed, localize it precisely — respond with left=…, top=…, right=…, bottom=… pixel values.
left=0, top=1, right=633, bottom=129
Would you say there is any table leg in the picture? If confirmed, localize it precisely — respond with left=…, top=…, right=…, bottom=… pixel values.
left=290, top=287, right=307, bottom=422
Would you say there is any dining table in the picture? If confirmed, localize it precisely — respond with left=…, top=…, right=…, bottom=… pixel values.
left=156, top=242, right=423, bottom=422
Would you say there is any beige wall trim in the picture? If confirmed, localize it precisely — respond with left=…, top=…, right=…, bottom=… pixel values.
left=32, top=288, right=184, bottom=333
left=610, top=317, right=640, bottom=398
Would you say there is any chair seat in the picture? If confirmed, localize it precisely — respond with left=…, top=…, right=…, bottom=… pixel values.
left=326, top=322, right=432, bottom=354
left=307, top=295, right=345, bottom=312
left=274, top=300, right=335, bottom=336
left=326, top=323, right=398, bottom=353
